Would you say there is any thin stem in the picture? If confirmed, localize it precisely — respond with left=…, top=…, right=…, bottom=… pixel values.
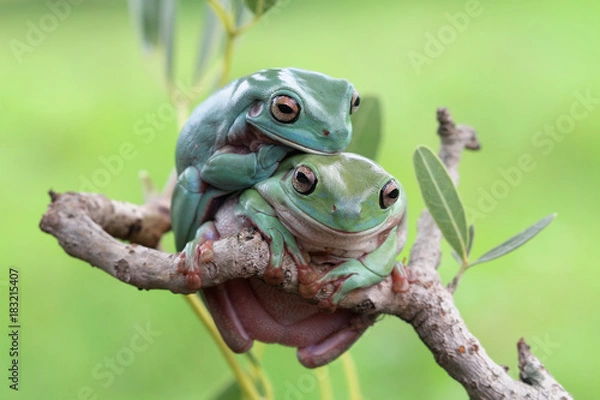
left=246, top=348, right=274, bottom=400
left=220, top=35, right=235, bottom=87
left=206, top=0, right=235, bottom=34
left=315, top=366, right=334, bottom=400
left=340, top=353, right=363, bottom=400
left=448, top=261, right=469, bottom=293
left=184, top=294, right=262, bottom=400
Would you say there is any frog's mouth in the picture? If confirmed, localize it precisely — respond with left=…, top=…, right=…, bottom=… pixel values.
left=272, top=204, right=405, bottom=254
left=260, top=127, right=333, bottom=155
left=247, top=118, right=340, bottom=156
left=203, top=278, right=376, bottom=368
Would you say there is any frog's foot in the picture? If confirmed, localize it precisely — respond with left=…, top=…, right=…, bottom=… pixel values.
left=391, top=261, right=418, bottom=294
left=297, top=273, right=348, bottom=312
left=263, top=230, right=309, bottom=285
left=300, top=259, right=386, bottom=311
left=179, top=222, right=220, bottom=291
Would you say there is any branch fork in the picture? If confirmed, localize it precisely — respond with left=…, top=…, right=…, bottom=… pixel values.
left=39, top=108, right=572, bottom=399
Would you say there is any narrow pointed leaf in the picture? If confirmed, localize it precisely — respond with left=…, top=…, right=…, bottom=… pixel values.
left=451, top=250, right=463, bottom=266
left=194, top=3, right=224, bottom=82
left=135, top=0, right=162, bottom=50
left=128, top=0, right=158, bottom=51
left=469, top=214, right=556, bottom=267
left=347, top=96, right=382, bottom=160
left=467, top=224, right=475, bottom=256
left=160, top=0, right=176, bottom=82
left=413, top=146, right=469, bottom=260
left=231, top=0, right=248, bottom=26
left=244, top=0, right=278, bottom=15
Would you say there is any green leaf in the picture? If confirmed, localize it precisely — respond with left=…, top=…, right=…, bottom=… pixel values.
left=244, top=0, right=278, bottom=15
left=467, top=224, right=475, bottom=256
left=413, top=146, right=469, bottom=261
left=194, top=2, right=224, bottom=82
left=469, top=214, right=556, bottom=267
left=128, top=0, right=161, bottom=50
left=347, top=96, right=382, bottom=160
left=451, top=250, right=462, bottom=266
left=230, top=0, right=248, bottom=26
left=211, top=380, right=241, bottom=400
left=160, top=0, right=176, bottom=82
left=128, top=0, right=176, bottom=82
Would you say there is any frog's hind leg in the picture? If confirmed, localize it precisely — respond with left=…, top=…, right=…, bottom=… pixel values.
left=202, top=284, right=254, bottom=353
left=296, top=313, right=377, bottom=368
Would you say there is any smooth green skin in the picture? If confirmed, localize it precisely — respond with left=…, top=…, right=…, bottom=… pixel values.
left=236, top=153, right=407, bottom=303
left=172, top=68, right=358, bottom=251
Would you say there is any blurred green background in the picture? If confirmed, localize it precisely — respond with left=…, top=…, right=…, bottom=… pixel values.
left=1, top=0, right=599, bottom=398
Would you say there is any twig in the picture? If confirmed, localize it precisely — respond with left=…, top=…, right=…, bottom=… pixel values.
left=39, top=108, right=572, bottom=399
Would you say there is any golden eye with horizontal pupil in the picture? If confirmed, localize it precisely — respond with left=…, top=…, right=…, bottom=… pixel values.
left=270, top=95, right=300, bottom=123
left=350, top=89, right=360, bottom=114
left=292, top=165, right=317, bottom=195
left=380, top=179, right=400, bottom=209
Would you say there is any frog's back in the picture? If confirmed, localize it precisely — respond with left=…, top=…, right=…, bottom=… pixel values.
left=175, top=67, right=355, bottom=173
left=175, top=78, right=253, bottom=174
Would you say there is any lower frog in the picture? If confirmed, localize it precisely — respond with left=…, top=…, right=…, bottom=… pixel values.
left=184, top=152, right=407, bottom=367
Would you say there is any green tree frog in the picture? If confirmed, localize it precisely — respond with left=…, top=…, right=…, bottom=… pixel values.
left=172, top=68, right=361, bottom=258
left=186, top=152, right=407, bottom=367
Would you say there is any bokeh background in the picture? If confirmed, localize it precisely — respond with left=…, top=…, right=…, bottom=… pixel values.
left=2, top=0, right=599, bottom=398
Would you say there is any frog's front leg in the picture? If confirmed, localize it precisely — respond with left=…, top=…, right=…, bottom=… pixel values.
left=201, top=145, right=291, bottom=191
left=304, top=228, right=400, bottom=308
left=236, top=189, right=308, bottom=284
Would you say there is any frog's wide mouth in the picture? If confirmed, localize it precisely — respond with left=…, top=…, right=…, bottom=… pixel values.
left=247, top=117, right=344, bottom=155
left=275, top=202, right=404, bottom=239
left=259, top=127, right=334, bottom=155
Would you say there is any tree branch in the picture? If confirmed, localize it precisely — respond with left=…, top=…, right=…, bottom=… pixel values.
left=39, top=108, right=572, bottom=399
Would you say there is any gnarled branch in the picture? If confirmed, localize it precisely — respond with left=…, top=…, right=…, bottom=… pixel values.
left=39, top=108, right=572, bottom=399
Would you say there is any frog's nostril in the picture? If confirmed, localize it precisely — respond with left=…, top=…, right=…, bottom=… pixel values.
left=323, top=129, right=330, bottom=136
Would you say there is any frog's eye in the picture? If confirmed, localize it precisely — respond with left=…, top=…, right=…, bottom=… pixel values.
left=380, top=179, right=400, bottom=209
left=292, top=165, right=317, bottom=195
left=350, top=89, right=360, bottom=114
left=271, top=95, right=300, bottom=123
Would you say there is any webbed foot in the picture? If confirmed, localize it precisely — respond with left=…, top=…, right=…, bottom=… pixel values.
left=179, top=222, right=220, bottom=290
